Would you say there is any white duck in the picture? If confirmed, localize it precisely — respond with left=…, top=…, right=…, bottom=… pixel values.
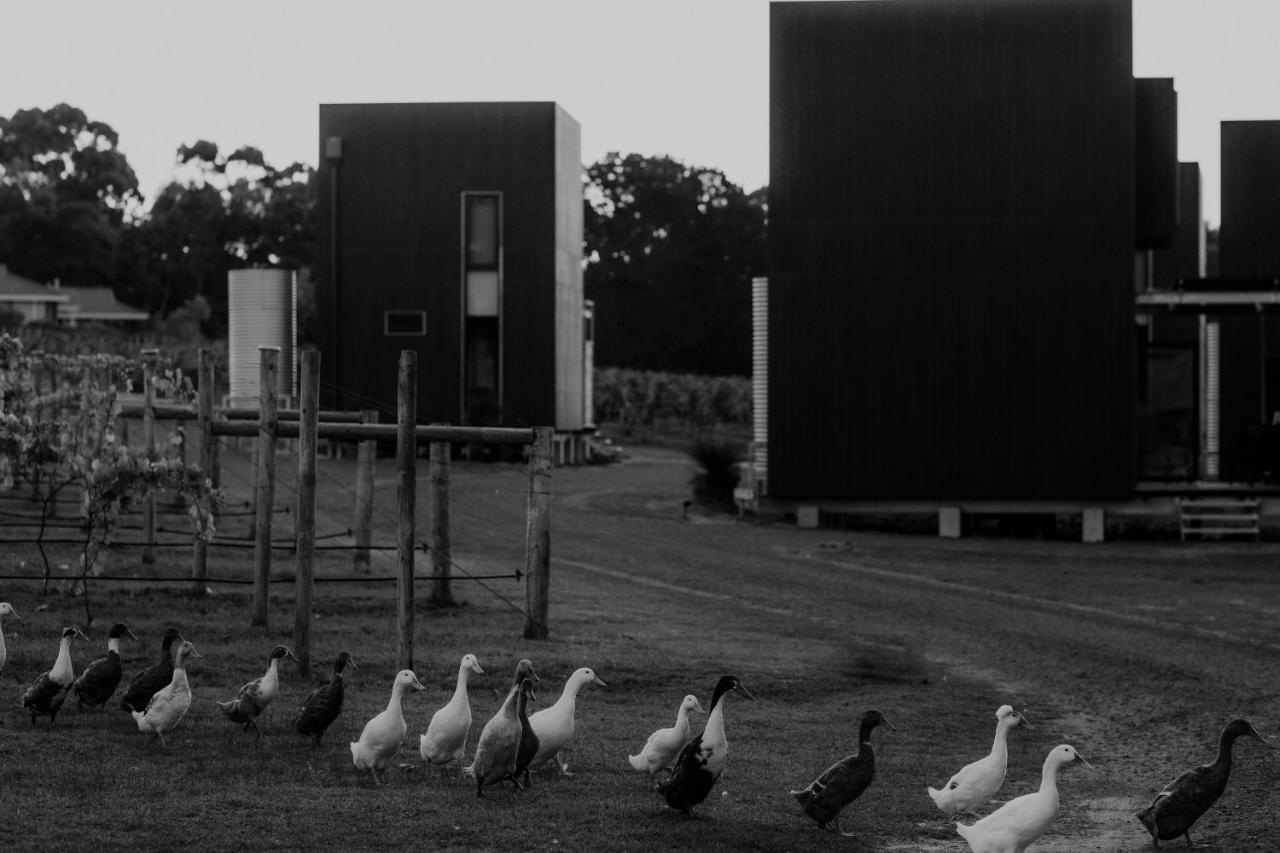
left=132, top=641, right=202, bottom=747
left=628, top=693, right=706, bottom=776
left=956, top=743, right=1093, bottom=853
left=419, top=653, right=484, bottom=768
left=929, top=704, right=1033, bottom=815
left=21, top=625, right=89, bottom=725
left=350, top=669, right=425, bottom=785
left=528, top=666, right=608, bottom=775
left=0, top=601, right=20, bottom=677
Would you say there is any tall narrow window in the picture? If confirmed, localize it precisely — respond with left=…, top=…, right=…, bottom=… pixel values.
left=463, top=193, right=502, bottom=424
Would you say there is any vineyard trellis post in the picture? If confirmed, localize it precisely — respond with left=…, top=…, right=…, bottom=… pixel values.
left=141, top=348, right=159, bottom=565
left=396, top=350, right=417, bottom=671
left=428, top=436, right=453, bottom=607
left=191, top=348, right=215, bottom=595
left=524, top=426, right=553, bottom=639
left=252, top=346, right=280, bottom=628
left=352, top=409, right=378, bottom=574
left=294, top=348, right=320, bottom=674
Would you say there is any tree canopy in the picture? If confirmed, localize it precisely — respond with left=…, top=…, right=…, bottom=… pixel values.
left=584, top=152, right=766, bottom=377
left=0, top=104, right=142, bottom=290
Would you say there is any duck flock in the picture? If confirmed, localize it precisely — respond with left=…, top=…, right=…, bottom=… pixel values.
left=0, top=602, right=1272, bottom=851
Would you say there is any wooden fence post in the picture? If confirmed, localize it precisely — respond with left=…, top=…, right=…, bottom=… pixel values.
left=141, top=349, right=159, bottom=565
left=191, top=348, right=214, bottom=595
left=428, top=438, right=454, bottom=607
left=523, top=427, right=553, bottom=640
left=252, top=347, right=280, bottom=628
left=294, top=348, right=320, bottom=675
left=352, top=409, right=378, bottom=574
left=396, top=351, right=418, bottom=670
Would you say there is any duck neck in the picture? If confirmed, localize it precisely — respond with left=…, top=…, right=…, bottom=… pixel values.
left=1038, top=755, right=1063, bottom=802
left=452, top=663, right=472, bottom=700
left=674, top=703, right=691, bottom=732
left=991, top=718, right=1014, bottom=759
left=516, top=686, right=532, bottom=721
left=1213, top=729, right=1238, bottom=771
left=553, top=677, right=583, bottom=713
left=704, top=693, right=729, bottom=747
left=261, top=659, right=280, bottom=695
left=51, top=636, right=75, bottom=683
left=172, top=652, right=191, bottom=688
left=857, top=717, right=880, bottom=754
left=500, top=682, right=521, bottom=718
left=387, top=681, right=407, bottom=714
left=107, top=637, right=121, bottom=656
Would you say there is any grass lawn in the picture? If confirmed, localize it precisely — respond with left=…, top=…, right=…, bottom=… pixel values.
left=0, top=443, right=1276, bottom=852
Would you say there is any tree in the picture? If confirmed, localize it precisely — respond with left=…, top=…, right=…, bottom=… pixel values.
left=583, top=153, right=766, bottom=376
left=0, top=104, right=142, bottom=290
left=120, top=141, right=316, bottom=334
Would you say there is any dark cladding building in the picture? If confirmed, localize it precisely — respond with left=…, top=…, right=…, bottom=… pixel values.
left=315, top=102, right=586, bottom=431
left=768, top=0, right=1138, bottom=504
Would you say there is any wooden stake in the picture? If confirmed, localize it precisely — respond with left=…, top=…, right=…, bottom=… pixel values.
left=252, top=347, right=280, bottom=628
left=396, top=351, right=417, bottom=670
left=428, top=439, right=453, bottom=607
left=352, top=409, right=378, bottom=574
left=141, top=349, right=159, bottom=565
left=294, top=348, right=320, bottom=675
left=192, top=348, right=214, bottom=596
left=523, top=427, right=553, bottom=640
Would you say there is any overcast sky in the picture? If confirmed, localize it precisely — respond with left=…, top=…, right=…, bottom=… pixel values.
left=3, top=0, right=1277, bottom=225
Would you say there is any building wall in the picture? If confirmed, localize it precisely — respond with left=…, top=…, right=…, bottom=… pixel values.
left=1151, top=163, right=1205, bottom=289
left=1135, top=78, right=1178, bottom=251
left=316, top=102, right=582, bottom=428
left=1220, top=121, right=1280, bottom=280
left=768, top=0, right=1136, bottom=501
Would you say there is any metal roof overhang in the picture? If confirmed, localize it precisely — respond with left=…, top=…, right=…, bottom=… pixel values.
left=1135, top=290, right=1280, bottom=314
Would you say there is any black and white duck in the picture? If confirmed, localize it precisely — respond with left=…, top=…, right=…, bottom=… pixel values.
left=21, top=625, right=89, bottom=725
left=792, top=709, right=896, bottom=836
left=120, top=626, right=182, bottom=713
left=132, top=641, right=202, bottom=747
left=217, top=644, right=298, bottom=747
left=294, top=650, right=356, bottom=746
left=465, top=676, right=537, bottom=797
left=72, top=622, right=139, bottom=709
left=0, top=601, right=20, bottom=679
left=657, top=674, right=755, bottom=816
left=1136, top=718, right=1269, bottom=849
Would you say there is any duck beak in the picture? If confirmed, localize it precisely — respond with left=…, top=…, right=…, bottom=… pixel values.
left=882, top=717, right=898, bottom=732
left=593, top=675, right=608, bottom=688
left=1074, top=753, right=1096, bottom=771
left=348, top=658, right=358, bottom=670
left=1250, top=729, right=1270, bottom=747
left=75, top=627, right=90, bottom=641
left=1019, top=715, right=1035, bottom=730
left=188, top=646, right=204, bottom=659
left=7, top=608, right=19, bottom=621
left=472, top=663, right=484, bottom=675
left=693, top=700, right=706, bottom=714
left=127, top=628, right=141, bottom=642
left=734, top=683, right=755, bottom=701
left=412, top=677, right=426, bottom=691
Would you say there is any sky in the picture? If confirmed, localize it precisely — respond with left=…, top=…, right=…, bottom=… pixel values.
left=2, top=0, right=1278, bottom=226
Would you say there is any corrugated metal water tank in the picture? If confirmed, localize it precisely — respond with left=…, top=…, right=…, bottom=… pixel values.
left=227, top=269, right=297, bottom=407
left=751, top=276, right=768, bottom=489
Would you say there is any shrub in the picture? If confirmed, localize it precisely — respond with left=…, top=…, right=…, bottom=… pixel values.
left=688, top=437, right=744, bottom=508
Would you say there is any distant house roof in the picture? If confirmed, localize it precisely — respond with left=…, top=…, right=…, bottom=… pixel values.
left=57, top=286, right=150, bottom=324
left=0, top=264, right=69, bottom=304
